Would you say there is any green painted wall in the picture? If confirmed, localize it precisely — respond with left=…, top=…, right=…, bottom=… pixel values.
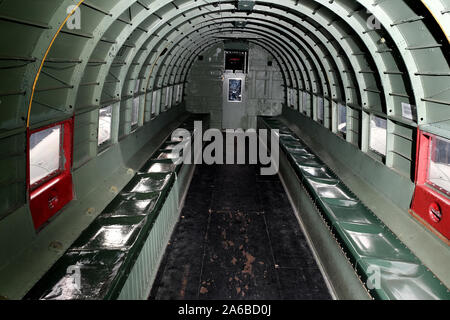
left=0, top=105, right=187, bottom=299
left=282, top=106, right=415, bottom=211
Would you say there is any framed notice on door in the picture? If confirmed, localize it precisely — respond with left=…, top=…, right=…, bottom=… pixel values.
left=228, top=78, right=242, bottom=102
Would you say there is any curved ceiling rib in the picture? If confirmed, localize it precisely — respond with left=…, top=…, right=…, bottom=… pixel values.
left=153, top=15, right=355, bottom=103
left=1, top=0, right=450, bottom=301
left=139, top=3, right=354, bottom=99
left=163, top=34, right=291, bottom=89
left=422, top=0, right=450, bottom=42
left=113, top=5, right=363, bottom=115
left=0, top=0, right=448, bottom=135
left=148, top=23, right=313, bottom=91
left=356, top=0, right=449, bottom=123
left=131, top=4, right=370, bottom=114
left=180, top=38, right=290, bottom=92
left=82, top=0, right=430, bottom=125
left=3, top=1, right=371, bottom=126
left=25, top=1, right=84, bottom=128
left=151, top=29, right=297, bottom=91
left=16, top=2, right=361, bottom=125
left=162, top=14, right=346, bottom=98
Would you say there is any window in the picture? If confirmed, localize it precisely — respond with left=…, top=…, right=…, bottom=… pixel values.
left=132, top=96, right=139, bottom=126
left=152, top=90, right=159, bottom=115
left=428, top=135, right=450, bottom=195
left=287, top=88, right=292, bottom=107
left=29, top=119, right=74, bottom=230
left=134, top=79, right=141, bottom=95
left=228, top=79, right=242, bottom=102
left=178, top=85, right=183, bottom=102
left=369, top=115, right=387, bottom=156
left=317, top=97, right=324, bottom=123
left=165, top=86, right=171, bottom=109
left=30, top=125, right=62, bottom=186
left=288, top=88, right=295, bottom=108
left=173, top=85, right=179, bottom=105
left=338, top=104, right=347, bottom=135
left=302, top=92, right=309, bottom=115
left=175, top=85, right=181, bottom=103
left=98, top=105, right=112, bottom=146
left=401, top=102, right=417, bottom=121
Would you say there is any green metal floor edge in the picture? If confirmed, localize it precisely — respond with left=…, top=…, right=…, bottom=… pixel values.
left=260, top=116, right=450, bottom=300
left=24, top=114, right=209, bottom=300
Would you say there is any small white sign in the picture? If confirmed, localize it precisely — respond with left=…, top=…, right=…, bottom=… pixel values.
left=401, top=102, right=414, bottom=121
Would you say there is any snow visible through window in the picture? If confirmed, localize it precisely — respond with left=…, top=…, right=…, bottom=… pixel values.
left=370, top=115, right=387, bottom=156
left=98, top=105, right=112, bottom=146
left=428, top=135, right=450, bottom=195
left=30, top=125, right=62, bottom=186
left=338, top=104, right=347, bottom=134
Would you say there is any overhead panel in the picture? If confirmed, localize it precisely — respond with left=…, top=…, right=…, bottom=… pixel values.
left=236, top=0, right=255, bottom=12
left=233, top=21, right=247, bottom=28
left=224, top=39, right=249, bottom=51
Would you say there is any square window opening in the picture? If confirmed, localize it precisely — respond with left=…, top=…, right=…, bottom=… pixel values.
left=179, top=85, right=183, bottom=102
left=225, top=51, right=248, bottom=73
left=134, top=79, right=141, bottom=95
left=98, top=105, right=112, bottom=146
left=176, top=85, right=181, bottom=103
left=317, top=97, right=324, bottom=123
left=165, top=87, right=171, bottom=109
left=338, top=104, right=347, bottom=137
left=29, top=125, right=63, bottom=187
left=289, top=89, right=296, bottom=108
left=151, top=90, right=159, bottom=116
left=428, top=135, right=450, bottom=196
left=302, top=92, right=309, bottom=115
left=132, top=97, right=140, bottom=126
left=401, top=102, right=417, bottom=122
left=172, top=86, right=178, bottom=105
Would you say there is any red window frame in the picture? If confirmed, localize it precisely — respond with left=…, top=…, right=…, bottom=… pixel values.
left=410, top=130, right=450, bottom=244
left=28, top=118, right=74, bottom=230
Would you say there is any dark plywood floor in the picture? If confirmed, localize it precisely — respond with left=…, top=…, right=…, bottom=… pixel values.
left=149, top=163, right=331, bottom=300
